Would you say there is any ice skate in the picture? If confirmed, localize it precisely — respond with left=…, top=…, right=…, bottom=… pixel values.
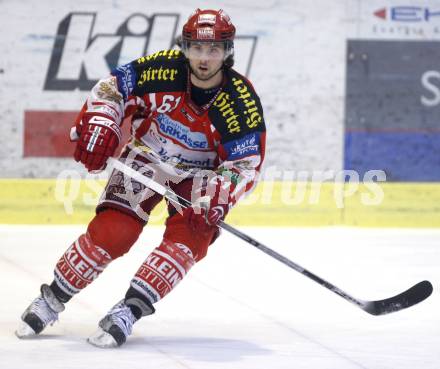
left=16, top=284, right=65, bottom=338
left=87, top=300, right=137, bottom=348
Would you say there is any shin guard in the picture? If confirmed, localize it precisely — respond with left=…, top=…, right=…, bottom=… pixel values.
left=53, top=233, right=112, bottom=298
left=130, top=240, right=195, bottom=304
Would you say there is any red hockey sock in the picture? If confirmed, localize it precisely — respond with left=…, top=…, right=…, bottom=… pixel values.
left=52, top=209, right=143, bottom=298
left=54, top=233, right=112, bottom=296
left=130, top=239, right=195, bottom=303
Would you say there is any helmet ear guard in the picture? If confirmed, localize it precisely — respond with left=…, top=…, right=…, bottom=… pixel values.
left=174, top=35, right=183, bottom=48
left=224, top=54, right=234, bottom=68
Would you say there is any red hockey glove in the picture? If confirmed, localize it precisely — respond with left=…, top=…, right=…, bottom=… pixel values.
left=72, top=114, right=122, bottom=172
left=185, top=175, right=233, bottom=232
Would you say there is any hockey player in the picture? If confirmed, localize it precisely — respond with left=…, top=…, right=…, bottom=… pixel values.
left=16, top=8, right=266, bottom=348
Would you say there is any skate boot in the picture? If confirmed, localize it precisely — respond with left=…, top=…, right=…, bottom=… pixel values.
left=87, top=300, right=137, bottom=348
left=16, top=284, right=65, bottom=338
left=88, top=295, right=155, bottom=348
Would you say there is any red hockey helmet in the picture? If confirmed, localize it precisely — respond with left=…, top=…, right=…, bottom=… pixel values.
left=182, top=9, right=235, bottom=42
left=181, top=9, right=235, bottom=63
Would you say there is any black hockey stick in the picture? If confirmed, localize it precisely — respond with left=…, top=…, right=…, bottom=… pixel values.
left=109, top=159, right=433, bottom=316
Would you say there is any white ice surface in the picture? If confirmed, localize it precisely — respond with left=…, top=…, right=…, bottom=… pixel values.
left=0, top=225, right=439, bottom=369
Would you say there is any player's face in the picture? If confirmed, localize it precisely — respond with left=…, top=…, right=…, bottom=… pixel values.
left=187, top=42, right=225, bottom=82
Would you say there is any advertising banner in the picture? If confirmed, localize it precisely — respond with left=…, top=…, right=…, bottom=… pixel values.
left=345, top=40, right=440, bottom=181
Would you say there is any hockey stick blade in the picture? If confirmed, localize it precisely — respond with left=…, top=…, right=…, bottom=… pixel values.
left=361, top=280, right=433, bottom=316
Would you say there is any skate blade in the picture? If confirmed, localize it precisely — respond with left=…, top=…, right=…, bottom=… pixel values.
left=15, top=321, right=37, bottom=339
left=87, top=327, right=118, bottom=348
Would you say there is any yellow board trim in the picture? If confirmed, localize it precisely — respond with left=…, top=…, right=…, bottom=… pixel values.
left=0, top=179, right=439, bottom=227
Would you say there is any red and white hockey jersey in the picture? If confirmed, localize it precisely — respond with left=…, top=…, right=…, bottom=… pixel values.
left=76, top=49, right=266, bottom=203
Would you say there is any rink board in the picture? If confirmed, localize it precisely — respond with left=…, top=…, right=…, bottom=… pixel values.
left=1, top=179, right=439, bottom=227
